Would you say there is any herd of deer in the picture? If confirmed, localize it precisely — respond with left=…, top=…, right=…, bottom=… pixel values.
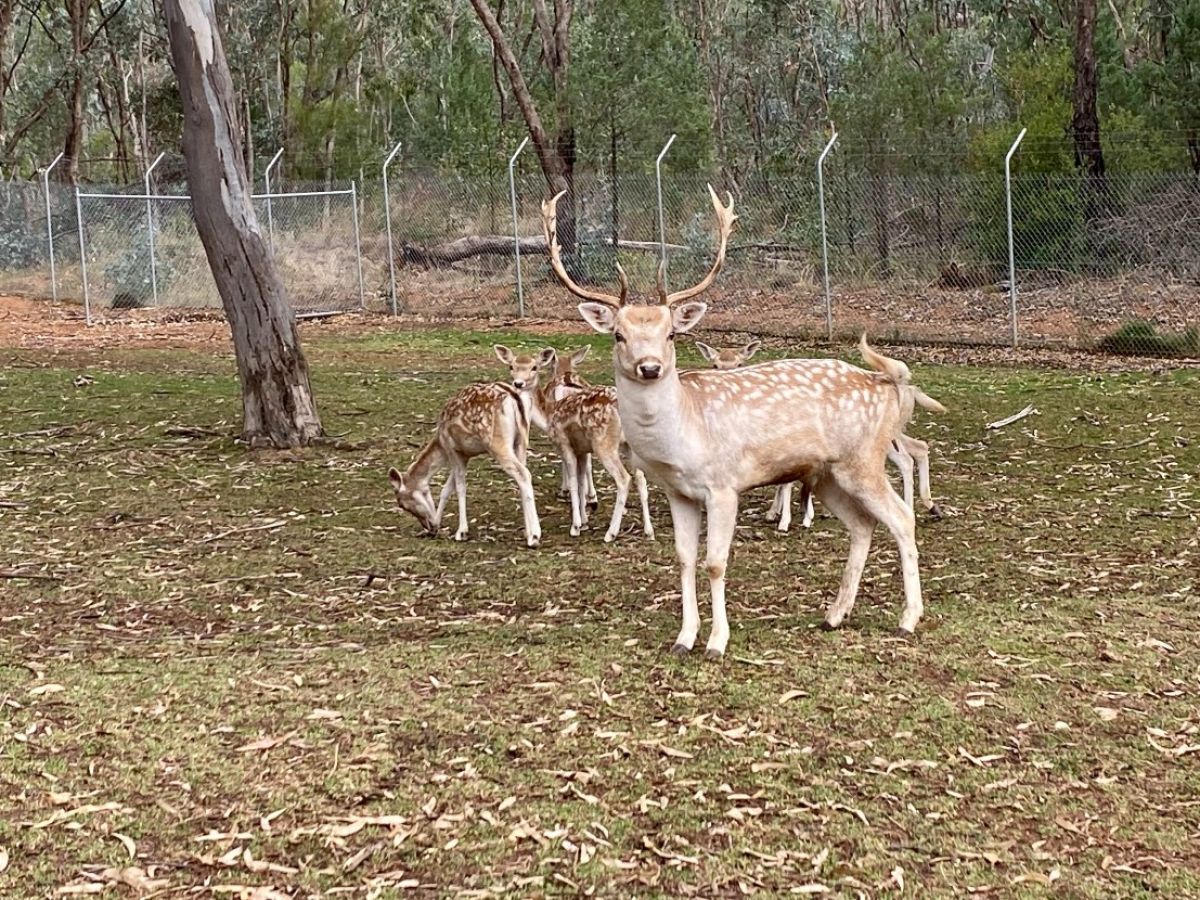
left=388, top=186, right=946, bottom=657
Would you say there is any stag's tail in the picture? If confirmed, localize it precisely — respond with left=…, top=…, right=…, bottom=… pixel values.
left=859, top=334, right=946, bottom=413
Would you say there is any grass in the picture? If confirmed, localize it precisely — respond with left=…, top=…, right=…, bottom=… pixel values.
left=1, top=327, right=1198, bottom=898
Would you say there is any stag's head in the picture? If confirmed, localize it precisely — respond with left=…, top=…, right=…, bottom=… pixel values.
left=388, top=467, right=438, bottom=535
left=696, top=339, right=761, bottom=370
left=494, top=344, right=555, bottom=391
left=543, top=186, right=737, bottom=384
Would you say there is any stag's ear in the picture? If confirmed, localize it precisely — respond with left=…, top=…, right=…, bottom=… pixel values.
left=388, top=467, right=404, bottom=489
left=578, top=302, right=617, bottom=334
left=537, top=347, right=557, bottom=367
left=670, top=301, right=708, bottom=334
left=493, top=344, right=515, bottom=365
left=694, top=341, right=717, bottom=363
left=570, top=345, right=592, bottom=366
left=742, top=340, right=761, bottom=361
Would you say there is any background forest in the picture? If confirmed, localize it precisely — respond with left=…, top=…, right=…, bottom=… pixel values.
left=1, top=0, right=1198, bottom=185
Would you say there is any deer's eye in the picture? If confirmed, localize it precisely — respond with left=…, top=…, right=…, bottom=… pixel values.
left=668, top=331, right=677, bottom=341
left=532, top=365, right=539, bottom=371
left=614, top=332, right=626, bottom=344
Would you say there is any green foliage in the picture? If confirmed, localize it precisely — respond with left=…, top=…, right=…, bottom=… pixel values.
left=1098, top=320, right=1200, bottom=357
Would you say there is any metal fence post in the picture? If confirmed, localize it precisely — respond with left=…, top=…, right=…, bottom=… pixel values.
left=144, top=151, right=165, bottom=306
left=351, top=180, right=365, bottom=310
left=382, top=140, right=403, bottom=315
left=508, top=136, right=530, bottom=317
left=264, top=148, right=283, bottom=250
left=655, top=133, right=677, bottom=288
left=75, top=185, right=91, bottom=326
left=42, top=152, right=65, bottom=301
left=817, top=130, right=839, bottom=342
left=1005, top=128, right=1027, bottom=349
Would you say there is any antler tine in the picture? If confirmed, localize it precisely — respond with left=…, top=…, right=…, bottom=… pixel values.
left=540, top=190, right=624, bottom=307
left=664, top=184, right=738, bottom=306
left=615, top=262, right=630, bottom=305
left=655, top=258, right=668, bottom=304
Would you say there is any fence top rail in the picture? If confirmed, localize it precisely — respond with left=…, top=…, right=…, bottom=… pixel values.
left=75, top=188, right=356, bottom=201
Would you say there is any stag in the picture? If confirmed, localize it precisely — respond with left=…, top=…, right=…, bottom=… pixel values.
left=542, top=186, right=931, bottom=656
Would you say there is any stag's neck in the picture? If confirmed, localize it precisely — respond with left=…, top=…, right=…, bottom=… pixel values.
left=406, top=438, right=447, bottom=488
left=613, top=367, right=696, bottom=467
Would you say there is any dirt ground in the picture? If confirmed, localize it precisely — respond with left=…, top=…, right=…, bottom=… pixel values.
left=2, top=292, right=1196, bottom=373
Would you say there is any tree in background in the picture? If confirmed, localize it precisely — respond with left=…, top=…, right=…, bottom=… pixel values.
left=162, top=0, right=322, bottom=448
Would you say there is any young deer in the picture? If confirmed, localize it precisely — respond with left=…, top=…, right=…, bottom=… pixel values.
left=494, top=344, right=597, bottom=509
left=695, top=341, right=945, bottom=527
left=543, top=185, right=932, bottom=656
left=520, top=346, right=654, bottom=542
left=387, top=382, right=541, bottom=548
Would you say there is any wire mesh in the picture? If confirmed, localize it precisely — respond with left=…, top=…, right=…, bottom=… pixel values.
left=72, top=185, right=364, bottom=314
left=2, top=154, right=1198, bottom=356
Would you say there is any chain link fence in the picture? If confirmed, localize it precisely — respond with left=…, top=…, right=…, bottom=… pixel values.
left=2, top=153, right=1197, bottom=356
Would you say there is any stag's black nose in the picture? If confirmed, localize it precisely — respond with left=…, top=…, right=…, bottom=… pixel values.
left=513, top=380, right=525, bottom=389
left=638, top=363, right=662, bottom=380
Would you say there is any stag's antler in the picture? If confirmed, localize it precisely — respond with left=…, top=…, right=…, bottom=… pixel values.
left=541, top=191, right=628, bottom=307
left=660, top=184, right=737, bottom=305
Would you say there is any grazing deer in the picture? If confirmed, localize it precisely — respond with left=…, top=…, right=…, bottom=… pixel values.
left=543, top=185, right=932, bottom=656
left=696, top=341, right=945, bottom=527
left=387, top=382, right=541, bottom=548
left=521, top=347, right=654, bottom=542
left=494, top=344, right=598, bottom=509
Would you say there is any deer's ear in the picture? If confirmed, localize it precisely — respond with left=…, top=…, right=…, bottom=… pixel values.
left=578, top=302, right=616, bottom=334
left=388, top=467, right=404, bottom=488
left=695, top=341, right=717, bottom=363
left=538, top=347, right=557, bottom=366
left=493, top=344, right=514, bottom=364
left=570, top=345, right=592, bottom=366
left=671, top=301, right=707, bottom=334
left=742, top=340, right=761, bottom=361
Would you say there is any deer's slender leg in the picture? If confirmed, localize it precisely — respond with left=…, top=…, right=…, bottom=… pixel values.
left=634, top=469, right=654, bottom=539
left=584, top=454, right=598, bottom=511
left=887, top=441, right=916, bottom=509
left=593, top=445, right=630, bottom=542
left=433, top=474, right=455, bottom=530
left=494, top=450, right=542, bottom=548
left=703, top=488, right=740, bottom=659
left=776, top=482, right=793, bottom=532
left=560, top=444, right=583, bottom=537
left=814, top=477, right=875, bottom=629
left=666, top=492, right=703, bottom=654
left=850, top=474, right=922, bottom=634
left=765, top=486, right=782, bottom=522
left=452, top=461, right=470, bottom=541
left=801, top=484, right=815, bottom=528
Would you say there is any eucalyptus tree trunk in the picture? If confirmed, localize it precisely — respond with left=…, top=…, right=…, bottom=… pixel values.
left=162, top=0, right=322, bottom=448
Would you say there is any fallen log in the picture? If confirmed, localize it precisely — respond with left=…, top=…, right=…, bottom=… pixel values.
left=401, top=235, right=691, bottom=268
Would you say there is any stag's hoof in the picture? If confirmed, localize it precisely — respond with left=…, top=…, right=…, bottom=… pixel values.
left=703, top=648, right=724, bottom=661
left=644, top=528, right=656, bottom=541
left=453, top=532, right=469, bottom=542
left=604, top=532, right=617, bottom=543
left=526, top=537, right=541, bottom=549
left=928, top=504, right=944, bottom=521
left=587, top=499, right=599, bottom=512
left=893, top=627, right=914, bottom=639
left=819, top=620, right=838, bottom=632
left=669, top=642, right=691, bottom=657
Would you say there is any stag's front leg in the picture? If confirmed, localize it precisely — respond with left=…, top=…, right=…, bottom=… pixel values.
left=634, top=469, right=654, bottom=539
left=703, top=489, right=740, bottom=659
left=666, top=492, right=702, bottom=655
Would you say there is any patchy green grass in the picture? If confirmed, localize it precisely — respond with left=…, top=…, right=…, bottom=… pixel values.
left=1, top=328, right=1198, bottom=898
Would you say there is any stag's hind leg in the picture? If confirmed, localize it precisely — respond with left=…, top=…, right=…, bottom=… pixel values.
left=843, top=470, right=922, bottom=635
left=814, top=478, right=875, bottom=630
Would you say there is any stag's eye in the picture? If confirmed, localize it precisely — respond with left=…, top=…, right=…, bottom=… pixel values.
left=668, top=331, right=677, bottom=341
left=532, top=365, right=539, bottom=371
left=614, top=332, right=626, bottom=344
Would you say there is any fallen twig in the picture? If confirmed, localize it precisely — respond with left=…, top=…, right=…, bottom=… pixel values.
left=986, top=404, right=1036, bottom=430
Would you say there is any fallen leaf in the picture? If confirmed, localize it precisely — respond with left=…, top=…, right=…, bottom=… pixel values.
left=306, top=708, right=343, bottom=721
left=0, top=847, right=8, bottom=873
left=892, top=866, right=905, bottom=892
left=1094, top=707, right=1119, bottom=721
left=235, top=731, right=296, bottom=753
left=778, top=689, right=808, bottom=703
left=113, top=833, right=137, bottom=860
left=29, top=683, right=65, bottom=696
left=790, top=886, right=830, bottom=895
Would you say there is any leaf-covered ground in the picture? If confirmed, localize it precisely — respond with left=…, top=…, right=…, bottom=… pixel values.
left=1, top=323, right=1198, bottom=898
